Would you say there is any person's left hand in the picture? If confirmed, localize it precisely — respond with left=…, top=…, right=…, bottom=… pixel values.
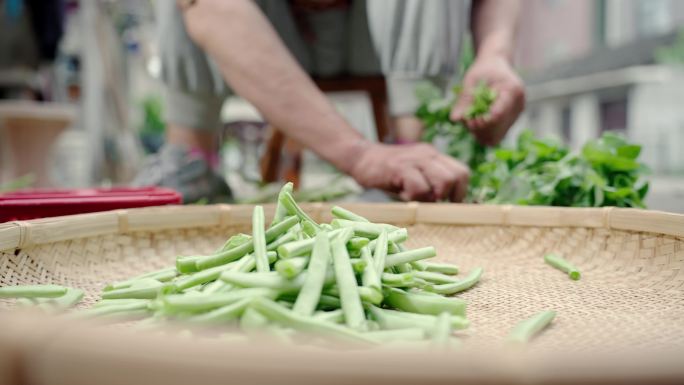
left=450, top=55, right=525, bottom=146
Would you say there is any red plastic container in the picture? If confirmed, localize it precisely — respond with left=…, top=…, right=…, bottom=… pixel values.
left=0, top=187, right=182, bottom=222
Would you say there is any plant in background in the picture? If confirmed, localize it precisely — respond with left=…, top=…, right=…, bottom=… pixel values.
left=416, top=84, right=649, bottom=208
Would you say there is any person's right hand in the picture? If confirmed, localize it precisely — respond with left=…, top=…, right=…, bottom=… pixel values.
left=349, top=142, right=470, bottom=202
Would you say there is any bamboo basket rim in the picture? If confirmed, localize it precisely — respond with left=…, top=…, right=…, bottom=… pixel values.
left=1, top=203, right=683, bottom=252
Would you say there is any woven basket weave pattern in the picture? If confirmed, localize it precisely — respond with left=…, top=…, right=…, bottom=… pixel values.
left=1, top=217, right=683, bottom=354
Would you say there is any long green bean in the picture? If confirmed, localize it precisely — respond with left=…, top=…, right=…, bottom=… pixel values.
left=176, top=256, right=200, bottom=274
left=384, top=247, right=436, bottom=268
left=412, top=271, right=458, bottom=284
left=348, top=237, right=370, bottom=251
left=275, top=256, right=309, bottom=279
left=331, top=206, right=369, bottom=222
left=411, top=261, right=459, bottom=275
left=79, top=300, right=150, bottom=318
left=220, top=271, right=331, bottom=294
left=331, top=237, right=366, bottom=330
left=265, top=216, right=299, bottom=243
left=250, top=297, right=376, bottom=344
left=105, top=267, right=178, bottom=291
left=194, top=216, right=297, bottom=271
left=271, top=182, right=294, bottom=225
left=358, top=286, right=383, bottom=305
left=292, top=232, right=331, bottom=316
left=360, top=246, right=381, bottom=293
left=544, top=254, right=581, bottom=280
left=48, top=287, right=84, bottom=310
left=215, top=233, right=251, bottom=254
left=373, top=230, right=388, bottom=273
left=101, top=279, right=165, bottom=300
left=267, top=231, right=296, bottom=252
left=507, top=310, right=556, bottom=343
left=381, top=272, right=414, bottom=287
left=313, top=309, right=345, bottom=324
left=277, top=229, right=343, bottom=258
left=367, top=228, right=408, bottom=251
left=431, top=312, right=452, bottom=347
left=331, top=219, right=398, bottom=239
left=0, top=284, right=67, bottom=298
left=252, top=205, right=270, bottom=272
left=426, top=267, right=483, bottom=295
left=279, top=191, right=320, bottom=230
left=162, top=288, right=277, bottom=314
left=384, top=288, right=466, bottom=316
left=369, top=306, right=469, bottom=332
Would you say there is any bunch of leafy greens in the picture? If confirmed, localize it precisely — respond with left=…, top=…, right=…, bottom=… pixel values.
left=415, top=83, right=649, bottom=208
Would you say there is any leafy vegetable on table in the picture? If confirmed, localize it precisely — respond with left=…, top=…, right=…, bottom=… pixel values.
left=416, top=83, right=649, bottom=208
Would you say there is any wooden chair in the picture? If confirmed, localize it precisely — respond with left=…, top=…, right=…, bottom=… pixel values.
left=259, top=75, right=390, bottom=189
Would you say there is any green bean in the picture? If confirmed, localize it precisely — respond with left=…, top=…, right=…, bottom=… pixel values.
left=93, top=299, right=149, bottom=308
left=48, top=287, right=84, bottom=310
left=393, top=263, right=413, bottom=274
left=412, top=271, right=458, bottom=284
left=507, top=310, right=556, bottom=344
left=292, top=232, right=332, bottom=316
left=373, top=230, right=388, bottom=273
left=215, top=233, right=251, bottom=254
left=426, top=267, right=483, bottom=295
left=279, top=191, right=320, bottom=230
left=172, top=260, right=240, bottom=293
left=348, top=237, right=370, bottom=251
left=331, top=206, right=370, bottom=222
left=252, top=206, right=270, bottom=272
left=331, top=219, right=398, bottom=239
left=358, top=286, right=383, bottom=305
left=240, top=306, right=270, bottom=331
left=0, top=284, right=67, bottom=298
left=194, top=217, right=297, bottom=271
left=275, top=256, right=309, bottom=279
left=265, top=215, right=299, bottom=243
left=367, top=228, right=407, bottom=250
left=105, top=267, right=178, bottom=291
left=349, top=258, right=367, bottom=274
left=250, top=297, right=376, bottom=345
left=195, top=240, right=254, bottom=271
left=176, top=256, right=200, bottom=274
left=360, top=246, right=381, bottom=293
left=220, top=271, right=331, bottom=294
left=301, top=220, right=319, bottom=237
left=410, top=261, right=459, bottom=275
left=317, top=294, right=341, bottom=310
left=365, top=328, right=426, bottom=343
left=369, top=306, right=469, bottom=332
left=431, top=312, right=452, bottom=347
left=101, top=279, right=165, bottom=300
left=162, top=288, right=277, bottom=314
left=271, top=182, right=294, bottom=225
left=384, top=246, right=436, bottom=268
left=544, top=254, right=581, bottom=280
left=313, top=309, right=344, bottom=324
left=331, top=237, right=366, bottom=330
left=80, top=300, right=150, bottom=318
left=202, top=280, right=229, bottom=294
left=277, top=229, right=343, bottom=258
left=267, top=231, right=296, bottom=252
left=384, top=288, right=466, bottom=316
left=381, top=272, right=415, bottom=287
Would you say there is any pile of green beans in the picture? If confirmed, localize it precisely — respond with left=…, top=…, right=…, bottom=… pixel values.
left=3, top=183, right=566, bottom=346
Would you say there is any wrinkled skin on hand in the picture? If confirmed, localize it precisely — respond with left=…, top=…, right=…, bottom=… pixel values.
left=350, top=142, right=470, bottom=202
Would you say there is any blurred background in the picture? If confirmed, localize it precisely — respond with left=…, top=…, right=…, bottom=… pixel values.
left=1, top=0, right=683, bottom=212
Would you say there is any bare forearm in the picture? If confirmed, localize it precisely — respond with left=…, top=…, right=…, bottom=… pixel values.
left=471, top=0, right=520, bottom=61
left=181, top=0, right=364, bottom=173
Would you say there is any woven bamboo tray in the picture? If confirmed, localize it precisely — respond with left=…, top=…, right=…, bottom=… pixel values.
left=0, top=203, right=683, bottom=385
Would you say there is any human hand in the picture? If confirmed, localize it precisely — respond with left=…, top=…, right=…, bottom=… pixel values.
left=450, top=55, right=525, bottom=146
left=349, top=142, right=470, bottom=202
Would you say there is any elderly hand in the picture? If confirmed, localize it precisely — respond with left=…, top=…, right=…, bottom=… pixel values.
left=349, top=142, right=470, bottom=202
left=450, top=55, right=525, bottom=146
